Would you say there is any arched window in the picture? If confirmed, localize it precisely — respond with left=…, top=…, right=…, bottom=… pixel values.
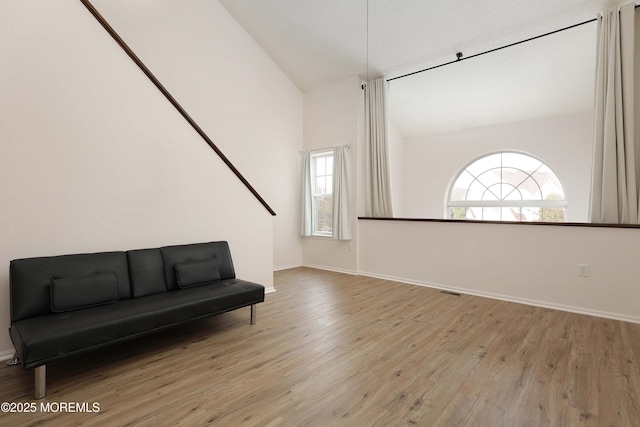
left=447, top=152, right=567, bottom=222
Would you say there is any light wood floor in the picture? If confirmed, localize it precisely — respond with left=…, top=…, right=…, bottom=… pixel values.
left=1, top=267, right=640, bottom=426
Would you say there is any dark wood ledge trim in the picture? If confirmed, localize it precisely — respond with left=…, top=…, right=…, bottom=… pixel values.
left=79, top=0, right=276, bottom=216
left=358, top=217, right=640, bottom=229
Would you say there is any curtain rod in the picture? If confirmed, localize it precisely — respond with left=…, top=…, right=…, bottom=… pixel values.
left=387, top=3, right=640, bottom=83
left=300, top=144, right=351, bottom=153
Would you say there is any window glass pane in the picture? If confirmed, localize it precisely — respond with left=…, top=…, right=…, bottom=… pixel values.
left=541, top=207, right=566, bottom=222
left=501, top=206, right=520, bottom=221
left=315, top=157, right=325, bottom=174
left=534, top=164, right=565, bottom=199
left=326, top=156, right=333, bottom=174
left=476, top=169, right=501, bottom=191
left=466, top=153, right=501, bottom=176
left=466, top=207, right=481, bottom=219
left=315, top=177, right=325, bottom=194
left=501, top=183, right=521, bottom=200
left=482, top=206, right=501, bottom=220
left=514, top=176, right=542, bottom=200
left=519, top=206, right=541, bottom=221
left=481, top=183, right=501, bottom=200
left=450, top=171, right=475, bottom=201
left=502, top=152, right=542, bottom=173
left=501, top=167, right=529, bottom=189
left=326, top=176, right=333, bottom=194
left=467, top=179, right=490, bottom=200
left=315, top=195, right=333, bottom=234
left=449, top=207, right=468, bottom=219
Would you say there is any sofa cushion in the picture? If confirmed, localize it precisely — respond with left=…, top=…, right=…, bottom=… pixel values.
left=51, top=272, right=119, bottom=312
left=10, top=251, right=130, bottom=322
left=127, top=248, right=167, bottom=297
left=160, top=242, right=236, bottom=291
left=11, top=297, right=161, bottom=369
left=175, top=258, right=221, bottom=288
left=145, top=279, right=265, bottom=327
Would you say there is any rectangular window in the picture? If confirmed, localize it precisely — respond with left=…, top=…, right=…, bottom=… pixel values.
left=311, top=151, right=333, bottom=236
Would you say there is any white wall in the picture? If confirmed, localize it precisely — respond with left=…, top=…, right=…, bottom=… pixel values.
left=92, top=0, right=304, bottom=271
left=0, top=1, right=302, bottom=355
left=359, top=219, right=640, bottom=323
left=358, top=109, right=640, bottom=324
left=302, top=76, right=362, bottom=273
left=299, top=77, right=639, bottom=323
left=401, top=111, right=593, bottom=221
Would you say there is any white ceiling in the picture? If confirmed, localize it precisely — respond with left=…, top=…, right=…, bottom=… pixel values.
left=218, top=0, right=636, bottom=137
left=389, top=21, right=597, bottom=137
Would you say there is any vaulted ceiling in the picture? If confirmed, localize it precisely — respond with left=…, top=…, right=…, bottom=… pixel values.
left=218, top=0, right=635, bottom=137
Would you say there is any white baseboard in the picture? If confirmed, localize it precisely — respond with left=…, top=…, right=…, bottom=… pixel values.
left=273, top=263, right=303, bottom=272
left=359, top=270, right=640, bottom=325
left=0, top=348, right=15, bottom=362
left=302, top=263, right=358, bottom=276
left=277, top=264, right=640, bottom=324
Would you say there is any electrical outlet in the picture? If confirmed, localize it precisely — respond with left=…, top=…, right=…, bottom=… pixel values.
left=578, top=264, right=589, bottom=277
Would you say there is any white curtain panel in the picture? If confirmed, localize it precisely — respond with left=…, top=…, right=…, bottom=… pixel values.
left=365, top=77, right=394, bottom=217
left=332, top=145, right=352, bottom=240
left=590, top=3, right=639, bottom=224
left=300, top=151, right=313, bottom=236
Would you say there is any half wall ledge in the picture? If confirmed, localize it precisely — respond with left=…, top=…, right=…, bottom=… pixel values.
left=358, top=217, right=640, bottom=229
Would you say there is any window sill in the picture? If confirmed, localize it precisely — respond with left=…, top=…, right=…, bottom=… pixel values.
left=302, top=234, right=334, bottom=240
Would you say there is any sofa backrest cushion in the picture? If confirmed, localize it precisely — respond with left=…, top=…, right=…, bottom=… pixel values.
left=127, top=248, right=167, bottom=297
left=10, top=251, right=130, bottom=322
left=160, top=241, right=235, bottom=291
left=50, top=271, right=119, bottom=312
left=175, top=258, right=221, bottom=288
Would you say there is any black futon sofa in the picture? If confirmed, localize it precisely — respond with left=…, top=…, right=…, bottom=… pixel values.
left=8, top=241, right=265, bottom=399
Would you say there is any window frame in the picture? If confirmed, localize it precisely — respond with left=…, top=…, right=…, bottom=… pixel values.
left=446, top=151, right=568, bottom=222
left=310, top=150, right=334, bottom=237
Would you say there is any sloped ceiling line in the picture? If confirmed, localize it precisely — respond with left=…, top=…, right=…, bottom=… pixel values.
left=78, top=0, right=276, bottom=216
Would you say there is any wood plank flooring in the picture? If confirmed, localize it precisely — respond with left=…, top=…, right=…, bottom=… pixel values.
left=1, top=267, right=639, bottom=426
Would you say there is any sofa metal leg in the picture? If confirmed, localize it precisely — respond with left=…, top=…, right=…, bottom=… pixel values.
left=35, top=365, right=46, bottom=399
left=250, top=304, right=257, bottom=325
left=5, top=352, right=20, bottom=366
